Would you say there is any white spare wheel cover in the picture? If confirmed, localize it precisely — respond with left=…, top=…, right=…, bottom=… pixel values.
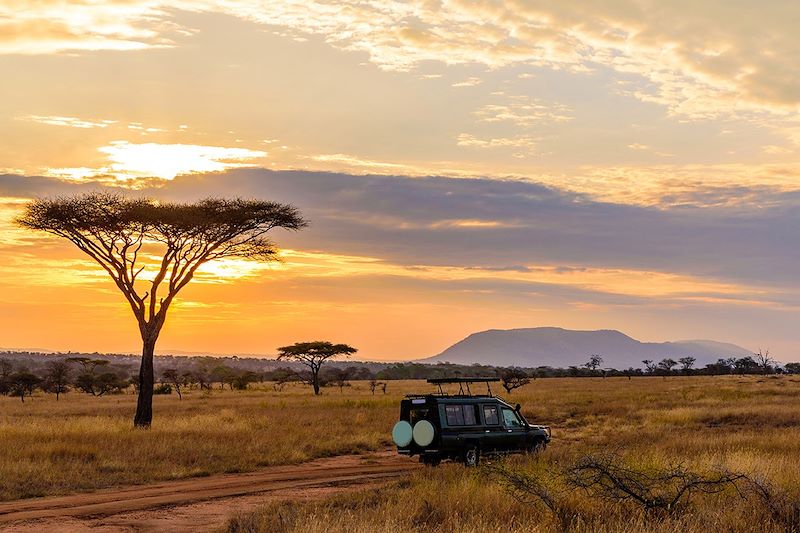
left=412, top=420, right=435, bottom=447
left=392, top=420, right=413, bottom=447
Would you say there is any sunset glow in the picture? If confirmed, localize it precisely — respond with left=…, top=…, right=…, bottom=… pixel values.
left=2, top=1, right=799, bottom=359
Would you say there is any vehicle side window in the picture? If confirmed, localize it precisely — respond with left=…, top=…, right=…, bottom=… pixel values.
left=502, top=408, right=523, bottom=428
left=483, top=405, right=499, bottom=425
left=463, top=404, right=477, bottom=425
left=445, top=405, right=464, bottom=425
left=445, top=404, right=478, bottom=426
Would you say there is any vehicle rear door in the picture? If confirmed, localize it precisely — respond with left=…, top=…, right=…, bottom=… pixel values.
left=479, top=403, right=505, bottom=452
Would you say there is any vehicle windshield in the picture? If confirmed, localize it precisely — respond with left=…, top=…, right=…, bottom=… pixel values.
left=502, top=407, right=524, bottom=428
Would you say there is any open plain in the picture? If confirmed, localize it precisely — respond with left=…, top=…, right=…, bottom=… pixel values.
left=2, top=376, right=800, bottom=531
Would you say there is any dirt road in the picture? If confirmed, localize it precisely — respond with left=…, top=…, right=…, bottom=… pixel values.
left=0, top=450, right=418, bottom=532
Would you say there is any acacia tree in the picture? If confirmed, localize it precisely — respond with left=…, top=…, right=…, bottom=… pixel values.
left=18, top=193, right=306, bottom=427
left=9, top=371, right=40, bottom=403
left=161, top=368, right=184, bottom=399
left=42, top=360, right=71, bottom=400
left=585, top=354, right=604, bottom=373
left=501, top=368, right=531, bottom=394
left=277, top=341, right=357, bottom=395
left=678, top=356, right=696, bottom=375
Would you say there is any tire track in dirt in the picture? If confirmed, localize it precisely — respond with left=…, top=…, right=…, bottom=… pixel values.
left=0, top=450, right=419, bottom=532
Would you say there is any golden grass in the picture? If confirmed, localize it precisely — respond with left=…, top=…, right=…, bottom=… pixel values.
left=0, top=382, right=399, bottom=501
left=4, top=375, right=800, bottom=531
left=225, top=375, right=800, bottom=532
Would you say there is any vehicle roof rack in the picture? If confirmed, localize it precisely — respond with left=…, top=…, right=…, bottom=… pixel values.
left=426, top=377, right=500, bottom=396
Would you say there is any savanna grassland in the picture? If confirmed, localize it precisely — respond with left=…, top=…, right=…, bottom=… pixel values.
left=3, top=375, right=800, bottom=532
left=226, top=375, right=800, bottom=533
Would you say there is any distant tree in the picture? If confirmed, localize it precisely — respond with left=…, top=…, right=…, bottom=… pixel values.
left=501, top=368, right=531, bottom=394
left=784, top=362, right=800, bottom=375
left=75, top=371, right=128, bottom=396
left=276, top=341, right=358, bottom=395
left=705, top=358, right=734, bottom=375
left=269, top=367, right=296, bottom=391
left=658, top=358, right=678, bottom=374
left=18, top=193, right=306, bottom=427
left=231, top=371, right=259, bottom=390
left=66, top=357, right=109, bottom=374
left=0, top=358, right=13, bottom=394
left=642, top=360, right=657, bottom=374
left=161, top=368, right=184, bottom=399
left=210, top=365, right=235, bottom=390
left=734, top=356, right=760, bottom=375
left=153, top=383, right=172, bottom=395
left=584, top=355, right=604, bottom=373
left=369, top=379, right=378, bottom=394
left=754, top=349, right=775, bottom=374
left=42, top=360, right=71, bottom=400
left=9, top=372, right=40, bottom=402
left=678, top=356, right=696, bottom=375
left=330, top=367, right=354, bottom=393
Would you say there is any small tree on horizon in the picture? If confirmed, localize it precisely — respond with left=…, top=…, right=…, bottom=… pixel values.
left=9, top=371, right=40, bottom=402
left=161, top=368, right=185, bottom=399
left=678, top=356, right=696, bottom=375
left=42, top=360, right=71, bottom=400
left=585, top=354, right=604, bottom=373
left=501, top=368, right=531, bottom=394
left=18, top=193, right=306, bottom=427
left=276, top=341, right=357, bottom=395
left=754, top=349, right=775, bottom=374
left=658, top=358, right=678, bottom=374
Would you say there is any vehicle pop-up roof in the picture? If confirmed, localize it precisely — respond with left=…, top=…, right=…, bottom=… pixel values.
left=425, top=377, right=500, bottom=397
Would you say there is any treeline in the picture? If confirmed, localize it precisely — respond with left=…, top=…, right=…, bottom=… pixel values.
left=0, top=355, right=390, bottom=401
left=3, top=351, right=799, bottom=402
left=376, top=353, right=800, bottom=382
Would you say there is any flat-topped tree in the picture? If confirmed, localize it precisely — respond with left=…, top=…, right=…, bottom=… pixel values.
left=277, top=341, right=357, bottom=395
left=18, top=193, right=306, bottom=427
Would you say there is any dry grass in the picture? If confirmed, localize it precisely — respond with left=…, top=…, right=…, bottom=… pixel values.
left=0, top=382, right=399, bottom=500
left=226, top=375, right=800, bottom=532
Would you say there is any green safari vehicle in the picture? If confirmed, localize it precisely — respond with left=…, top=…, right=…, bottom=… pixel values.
left=392, top=377, right=551, bottom=466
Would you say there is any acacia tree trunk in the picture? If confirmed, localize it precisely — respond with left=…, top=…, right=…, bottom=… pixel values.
left=134, top=335, right=157, bottom=428
left=312, top=369, right=321, bottom=395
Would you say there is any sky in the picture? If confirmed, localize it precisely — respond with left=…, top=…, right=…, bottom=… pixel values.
left=1, top=1, right=800, bottom=361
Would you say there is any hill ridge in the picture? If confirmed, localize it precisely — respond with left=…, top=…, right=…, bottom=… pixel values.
left=423, top=327, right=752, bottom=368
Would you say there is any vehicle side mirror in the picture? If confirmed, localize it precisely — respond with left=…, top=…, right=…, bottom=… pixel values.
left=515, top=403, right=521, bottom=412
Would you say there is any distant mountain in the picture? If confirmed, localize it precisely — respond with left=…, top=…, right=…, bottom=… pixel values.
left=422, top=327, right=753, bottom=368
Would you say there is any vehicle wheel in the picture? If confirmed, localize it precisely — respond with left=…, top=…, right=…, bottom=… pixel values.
left=420, top=454, right=441, bottom=467
left=463, top=447, right=480, bottom=467
left=529, top=438, right=547, bottom=454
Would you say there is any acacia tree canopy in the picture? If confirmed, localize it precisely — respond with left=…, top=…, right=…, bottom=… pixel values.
left=276, top=341, right=357, bottom=395
left=18, top=192, right=306, bottom=426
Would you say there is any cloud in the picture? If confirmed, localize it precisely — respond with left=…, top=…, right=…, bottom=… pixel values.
left=6, top=169, right=800, bottom=356
left=18, top=115, right=117, bottom=129
left=473, top=95, right=572, bottom=127
left=6, top=1, right=800, bottom=119
left=456, top=133, right=538, bottom=152
left=452, top=77, right=483, bottom=87
left=5, top=168, right=800, bottom=295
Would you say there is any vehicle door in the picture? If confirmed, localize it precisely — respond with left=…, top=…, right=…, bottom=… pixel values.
left=479, top=404, right=505, bottom=452
left=499, top=406, right=528, bottom=451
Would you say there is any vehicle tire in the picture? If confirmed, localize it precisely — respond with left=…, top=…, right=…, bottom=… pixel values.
left=420, top=454, right=441, bottom=467
left=463, top=447, right=480, bottom=467
left=529, top=438, right=547, bottom=454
